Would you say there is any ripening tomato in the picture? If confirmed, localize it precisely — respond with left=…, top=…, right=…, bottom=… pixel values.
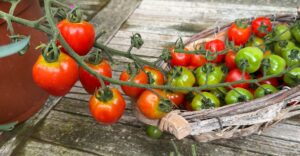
left=119, top=69, right=148, bottom=98
left=251, top=17, right=272, bottom=38
left=195, top=63, right=223, bottom=86
left=225, top=68, right=251, bottom=89
left=79, top=60, right=112, bottom=94
left=32, top=52, right=78, bottom=96
left=168, top=66, right=195, bottom=94
left=165, top=91, right=184, bottom=106
left=137, top=90, right=172, bottom=119
left=191, top=92, right=220, bottom=110
left=57, top=19, right=95, bottom=56
left=144, top=66, right=164, bottom=85
left=170, top=47, right=191, bottom=66
left=228, top=21, right=251, bottom=46
left=89, top=88, right=126, bottom=124
left=189, top=54, right=207, bottom=68
left=257, top=74, right=279, bottom=87
left=205, top=39, right=225, bottom=63
left=225, top=50, right=237, bottom=69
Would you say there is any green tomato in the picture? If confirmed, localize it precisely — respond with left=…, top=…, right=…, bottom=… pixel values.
left=274, top=40, right=295, bottom=56
left=261, top=54, right=286, bottom=75
left=225, top=87, right=254, bottom=105
left=235, top=47, right=264, bottom=73
left=146, top=125, right=163, bottom=139
left=246, top=37, right=265, bottom=50
left=284, top=67, right=300, bottom=87
left=211, top=87, right=227, bottom=106
left=194, top=63, right=223, bottom=86
left=254, top=84, right=278, bottom=98
left=291, top=22, right=300, bottom=43
left=191, top=92, right=220, bottom=110
left=281, top=47, right=300, bottom=67
left=273, top=24, right=291, bottom=41
left=168, top=66, right=195, bottom=94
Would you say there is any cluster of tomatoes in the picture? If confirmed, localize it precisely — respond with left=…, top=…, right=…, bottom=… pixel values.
left=31, top=15, right=300, bottom=127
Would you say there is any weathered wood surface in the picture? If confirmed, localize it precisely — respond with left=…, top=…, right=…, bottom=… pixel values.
left=4, top=0, right=300, bottom=155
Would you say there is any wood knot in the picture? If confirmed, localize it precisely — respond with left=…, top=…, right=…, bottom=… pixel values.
left=158, top=110, right=191, bottom=140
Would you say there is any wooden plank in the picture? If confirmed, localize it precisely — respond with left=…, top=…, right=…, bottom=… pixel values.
left=91, top=0, right=142, bottom=44
left=30, top=110, right=265, bottom=156
left=14, top=139, right=100, bottom=156
left=0, top=96, right=61, bottom=156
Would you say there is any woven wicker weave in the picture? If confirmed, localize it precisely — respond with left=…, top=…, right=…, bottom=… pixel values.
left=134, top=13, right=300, bottom=142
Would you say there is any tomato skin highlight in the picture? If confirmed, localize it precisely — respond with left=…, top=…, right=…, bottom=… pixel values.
left=251, top=17, right=272, bottom=38
left=228, top=22, right=251, bottom=46
left=119, top=70, right=148, bottom=98
left=170, top=47, right=191, bottom=66
left=32, top=52, right=78, bottom=96
left=225, top=50, right=237, bottom=69
left=57, top=19, right=95, bottom=56
left=225, top=68, right=251, bottom=89
left=79, top=60, right=112, bottom=94
left=165, top=91, right=184, bottom=106
left=205, top=39, right=225, bottom=63
left=89, top=88, right=126, bottom=124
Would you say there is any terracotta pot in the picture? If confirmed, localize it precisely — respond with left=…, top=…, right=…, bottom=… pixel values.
left=0, top=0, right=49, bottom=124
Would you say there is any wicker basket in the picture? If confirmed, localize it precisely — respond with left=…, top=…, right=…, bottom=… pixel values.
left=134, top=13, right=300, bottom=142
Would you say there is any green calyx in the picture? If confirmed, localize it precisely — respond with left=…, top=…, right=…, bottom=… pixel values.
left=201, top=63, right=214, bottom=73
left=131, top=33, right=144, bottom=49
left=237, top=95, right=247, bottom=102
left=67, top=7, right=83, bottom=23
left=95, top=87, right=113, bottom=102
left=278, top=40, right=288, bottom=48
left=40, top=41, right=60, bottom=63
left=257, top=22, right=268, bottom=33
left=169, top=67, right=183, bottom=78
left=85, top=50, right=103, bottom=65
left=288, top=49, right=300, bottom=60
left=158, top=99, right=173, bottom=113
left=235, top=19, right=249, bottom=29
left=200, top=98, right=215, bottom=109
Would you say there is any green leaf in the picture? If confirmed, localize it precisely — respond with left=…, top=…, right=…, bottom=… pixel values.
left=0, top=121, right=18, bottom=131
left=0, top=36, right=30, bottom=58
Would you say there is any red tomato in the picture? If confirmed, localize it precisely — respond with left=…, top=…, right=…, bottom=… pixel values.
left=165, top=91, right=184, bottom=106
left=79, top=60, right=112, bottom=94
left=257, top=74, right=279, bottom=87
left=137, top=90, right=172, bottom=119
left=225, top=68, right=251, bottom=89
left=57, top=19, right=95, bottom=56
left=205, top=39, right=225, bottom=63
left=183, top=101, right=193, bottom=111
left=225, top=50, right=237, bottom=69
left=228, top=22, right=251, bottom=46
left=89, top=88, right=126, bottom=124
left=251, top=17, right=272, bottom=38
left=170, top=47, right=191, bottom=66
left=189, top=54, right=207, bottom=68
left=32, top=52, right=78, bottom=96
left=144, top=66, right=165, bottom=85
left=119, top=70, right=148, bottom=98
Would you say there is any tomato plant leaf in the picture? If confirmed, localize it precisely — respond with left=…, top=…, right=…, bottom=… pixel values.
left=0, top=36, right=30, bottom=58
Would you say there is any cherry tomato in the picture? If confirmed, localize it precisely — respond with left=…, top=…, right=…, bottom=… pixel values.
left=284, top=67, right=300, bottom=87
left=225, top=87, right=253, bottom=105
left=146, top=125, right=163, bottom=139
left=79, top=59, right=112, bottom=94
left=274, top=40, right=295, bottom=56
left=144, top=66, right=164, bottom=85
left=194, top=63, right=223, bottom=86
left=189, top=54, right=207, bottom=68
left=254, top=84, right=278, bottom=98
left=165, top=91, right=184, bottom=106
left=291, top=22, right=300, bottom=43
left=191, top=92, right=220, bottom=110
left=225, top=50, right=237, bottom=69
left=257, top=74, right=279, bottom=87
left=168, top=66, right=195, bottom=94
left=170, top=47, right=191, bottom=66
left=228, top=21, right=251, bottom=46
left=137, top=90, right=172, bottom=119
left=235, top=47, right=264, bottom=73
left=246, top=37, right=265, bottom=50
left=205, top=39, right=225, bottom=63
left=225, top=68, right=251, bottom=89
left=251, top=17, right=272, bottom=38
left=261, top=54, right=286, bottom=75
left=119, top=69, right=148, bottom=98
left=57, top=19, right=95, bottom=56
left=32, top=52, right=78, bottom=96
left=89, top=88, right=126, bottom=124
left=273, top=24, right=291, bottom=41
left=282, top=47, right=300, bottom=67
